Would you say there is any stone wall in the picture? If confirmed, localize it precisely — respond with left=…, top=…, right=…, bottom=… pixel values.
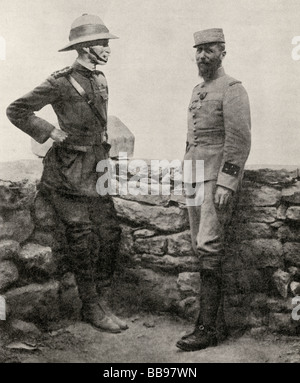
left=0, top=161, right=300, bottom=335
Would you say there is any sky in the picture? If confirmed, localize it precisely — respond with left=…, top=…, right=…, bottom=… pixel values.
left=0, top=0, right=300, bottom=165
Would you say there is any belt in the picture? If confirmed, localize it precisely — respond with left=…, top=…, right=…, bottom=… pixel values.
left=54, top=131, right=108, bottom=152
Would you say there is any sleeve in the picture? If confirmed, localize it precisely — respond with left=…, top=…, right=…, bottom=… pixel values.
left=216, top=83, right=251, bottom=192
left=6, top=76, right=60, bottom=144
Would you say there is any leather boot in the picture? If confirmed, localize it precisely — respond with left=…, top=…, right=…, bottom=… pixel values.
left=97, top=297, right=128, bottom=331
left=176, top=269, right=221, bottom=351
left=81, top=301, right=121, bottom=333
left=77, top=280, right=121, bottom=333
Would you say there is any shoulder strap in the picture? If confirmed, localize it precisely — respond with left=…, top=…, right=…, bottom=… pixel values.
left=66, top=75, right=108, bottom=136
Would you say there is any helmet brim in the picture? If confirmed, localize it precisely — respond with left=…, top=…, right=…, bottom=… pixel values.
left=59, top=33, right=119, bottom=52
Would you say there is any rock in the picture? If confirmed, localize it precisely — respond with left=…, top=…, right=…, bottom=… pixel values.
left=134, top=236, right=167, bottom=255
left=250, top=327, right=268, bottom=338
left=0, top=180, right=35, bottom=210
left=143, top=320, right=155, bottom=328
left=119, top=225, right=135, bottom=260
left=0, top=210, right=34, bottom=243
left=286, top=207, right=300, bottom=221
left=117, top=185, right=170, bottom=206
left=269, top=313, right=299, bottom=335
left=167, top=231, right=193, bottom=256
left=113, top=197, right=189, bottom=232
left=31, top=231, right=56, bottom=248
left=277, top=225, right=300, bottom=242
left=141, top=254, right=199, bottom=273
left=234, top=223, right=273, bottom=240
left=9, top=319, right=42, bottom=337
left=270, top=221, right=284, bottom=229
left=177, top=296, right=199, bottom=320
left=273, top=269, right=292, bottom=298
left=239, top=186, right=281, bottom=207
left=59, top=273, right=81, bottom=321
left=0, top=261, right=19, bottom=292
left=0, top=240, right=20, bottom=261
left=290, top=282, right=300, bottom=296
left=177, top=272, right=200, bottom=295
left=5, top=281, right=60, bottom=324
left=34, top=193, right=57, bottom=229
left=19, top=243, right=56, bottom=275
left=238, top=207, right=277, bottom=223
left=107, top=116, right=135, bottom=158
left=239, top=239, right=283, bottom=269
left=283, top=243, right=300, bottom=267
left=282, top=182, right=300, bottom=204
left=133, top=229, right=156, bottom=238
left=127, top=268, right=181, bottom=312
left=277, top=205, right=288, bottom=220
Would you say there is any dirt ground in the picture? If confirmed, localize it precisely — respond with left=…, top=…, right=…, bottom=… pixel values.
left=0, top=313, right=299, bottom=364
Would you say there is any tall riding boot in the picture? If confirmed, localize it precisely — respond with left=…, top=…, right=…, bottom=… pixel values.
left=216, top=289, right=229, bottom=342
left=176, top=269, right=221, bottom=351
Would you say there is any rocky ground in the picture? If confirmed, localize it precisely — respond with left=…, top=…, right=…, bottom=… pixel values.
left=0, top=312, right=299, bottom=364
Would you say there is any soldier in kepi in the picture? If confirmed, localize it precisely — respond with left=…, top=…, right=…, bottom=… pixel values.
left=176, top=29, right=251, bottom=351
left=6, top=14, right=128, bottom=333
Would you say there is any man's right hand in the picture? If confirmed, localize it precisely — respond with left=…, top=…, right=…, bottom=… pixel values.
left=50, top=128, right=68, bottom=143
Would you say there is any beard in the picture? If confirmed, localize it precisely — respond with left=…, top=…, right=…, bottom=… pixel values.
left=197, top=56, right=222, bottom=80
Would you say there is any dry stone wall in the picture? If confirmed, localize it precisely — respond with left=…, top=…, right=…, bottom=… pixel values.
left=0, top=162, right=300, bottom=335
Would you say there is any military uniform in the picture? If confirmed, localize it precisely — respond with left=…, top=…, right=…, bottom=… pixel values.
left=184, top=66, right=251, bottom=269
left=6, top=14, right=126, bottom=333
left=177, top=28, right=251, bottom=351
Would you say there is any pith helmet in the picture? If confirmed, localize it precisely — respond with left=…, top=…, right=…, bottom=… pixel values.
left=59, top=14, right=119, bottom=52
left=193, top=28, right=225, bottom=48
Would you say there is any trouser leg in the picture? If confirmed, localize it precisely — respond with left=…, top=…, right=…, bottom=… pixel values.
left=48, top=191, right=121, bottom=333
left=177, top=181, right=233, bottom=350
left=88, top=196, right=127, bottom=330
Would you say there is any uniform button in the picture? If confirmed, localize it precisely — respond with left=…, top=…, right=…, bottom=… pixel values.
left=193, top=128, right=197, bottom=132
left=193, top=121, right=197, bottom=125
left=194, top=143, right=198, bottom=147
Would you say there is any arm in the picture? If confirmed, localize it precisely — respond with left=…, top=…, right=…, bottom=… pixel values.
left=216, top=83, right=251, bottom=193
left=6, top=76, right=63, bottom=144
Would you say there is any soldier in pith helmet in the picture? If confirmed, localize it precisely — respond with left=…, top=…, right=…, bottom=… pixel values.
left=176, top=28, right=251, bottom=351
left=6, top=14, right=128, bottom=333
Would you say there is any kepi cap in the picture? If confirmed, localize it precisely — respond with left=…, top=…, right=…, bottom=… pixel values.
left=193, top=28, right=225, bottom=48
left=59, top=14, right=118, bottom=52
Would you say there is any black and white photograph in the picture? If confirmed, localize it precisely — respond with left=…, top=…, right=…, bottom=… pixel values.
left=0, top=0, right=299, bottom=366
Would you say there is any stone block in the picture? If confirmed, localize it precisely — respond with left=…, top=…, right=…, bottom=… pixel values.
left=5, top=281, right=60, bottom=325
left=0, top=240, right=20, bottom=261
left=177, top=272, right=200, bottom=296
left=140, top=254, right=199, bottom=273
left=0, top=261, right=19, bottom=292
left=239, top=239, right=283, bottom=269
left=134, top=236, right=167, bottom=255
left=239, top=186, right=281, bottom=207
left=286, top=207, right=300, bottom=221
left=273, top=269, right=292, bottom=298
left=113, top=197, right=189, bottom=232
left=283, top=243, right=300, bottom=267
left=167, top=231, right=193, bottom=256
left=19, top=243, right=56, bottom=275
left=0, top=210, right=34, bottom=243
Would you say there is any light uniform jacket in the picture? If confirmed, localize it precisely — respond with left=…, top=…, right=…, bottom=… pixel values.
left=6, top=61, right=109, bottom=197
left=184, top=67, right=251, bottom=192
